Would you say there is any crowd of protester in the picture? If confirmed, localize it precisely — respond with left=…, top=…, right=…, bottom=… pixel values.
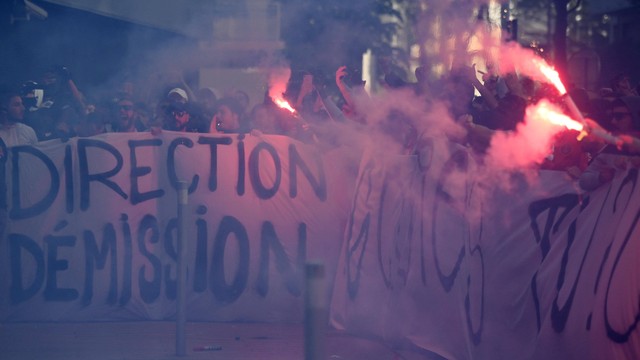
left=1, top=58, right=640, bottom=193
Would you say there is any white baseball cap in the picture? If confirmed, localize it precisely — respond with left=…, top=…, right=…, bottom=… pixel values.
left=168, top=88, right=188, bottom=103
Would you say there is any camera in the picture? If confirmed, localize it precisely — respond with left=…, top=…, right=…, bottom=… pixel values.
left=20, top=81, right=44, bottom=110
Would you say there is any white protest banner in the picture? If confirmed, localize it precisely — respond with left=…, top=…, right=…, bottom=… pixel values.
left=5, top=128, right=640, bottom=359
left=0, top=131, right=354, bottom=322
left=330, top=137, right=640, bottom=359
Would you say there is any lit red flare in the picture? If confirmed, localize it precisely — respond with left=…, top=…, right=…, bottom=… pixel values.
left=273, top=97, right=297, bottom=114
left=532, top=58, right=567, bottom=95
left=267, top=67, right=297, bottom=115
left=526, top=56, right=621, bottom=146
left=530, top=100, right=583, bottom=131
left=530, top=57, right=584, bottom=124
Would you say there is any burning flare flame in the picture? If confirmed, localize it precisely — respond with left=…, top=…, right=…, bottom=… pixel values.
left=273, top=98, right=296, bottom=114
left=267, top=67, right=298, bottom=114
left=529, top=100, right=583, bottom=131
left=532, top=58, right=567, bottom=95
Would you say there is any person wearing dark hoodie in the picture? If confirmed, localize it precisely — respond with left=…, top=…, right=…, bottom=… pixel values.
left=579, top=96, right=640, bottom=191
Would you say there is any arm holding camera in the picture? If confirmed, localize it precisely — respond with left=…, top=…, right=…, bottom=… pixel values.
left=56, top=66, right=89, bottom=113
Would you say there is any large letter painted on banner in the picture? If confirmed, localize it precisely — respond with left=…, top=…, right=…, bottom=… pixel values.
left=330, top=139, right=640, bottom=360
left=0, top=132, right=353, bottom=322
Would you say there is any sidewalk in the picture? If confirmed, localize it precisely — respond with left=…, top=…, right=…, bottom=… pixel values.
left=0, top=321, right=437, bottom=360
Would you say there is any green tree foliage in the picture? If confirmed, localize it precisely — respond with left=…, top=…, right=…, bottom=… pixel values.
left=402, top=0, right=483, bottom=79
left=512, top=0, right=583, bottom=79
left=276, top=0, right=402, bottom=82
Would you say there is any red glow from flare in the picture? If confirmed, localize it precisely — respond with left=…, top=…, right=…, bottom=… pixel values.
left=267, top=68, right=297, bottom=115
left=532, top=58, right=567, bottom=95
left=273, top=98, right=296, bottom=114
left=532, top=101, right=583, bottom=131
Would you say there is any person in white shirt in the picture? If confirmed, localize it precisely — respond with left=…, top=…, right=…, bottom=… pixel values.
left=0, top=89, right=39, bottom=237
left=0, top=90, right=38, bottom=147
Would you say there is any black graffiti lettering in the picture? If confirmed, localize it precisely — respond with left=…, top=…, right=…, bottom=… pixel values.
left=137, top=214, right=162, bottom=304
left=163, top=217, right=178, bottom=300
left=601, top=172, right=640, bottom=341
left=347, top=214, right=370, bottom=299
left=78, top=139, right=127, bottom=211
left=7, top=209, right=320, bottom=311
left=237, top=137, right=246, bottom=196
left=64, top=144, right=74, bottom=214
left=465, top=244, right=484, bottom=345
left=465, top=190, right=485, bottom=345
left=613, top=169, right=638, bottom=213
left=594, top=241, right=611, bottom=295
left=210, top=216, right=250, bottom=304
left=528, top=194, right=579, bottom=332
left=3, top=136, right=335, bottom=315
left=119, top=214, right=132, bottom=305
left=297, top=224, right=308, bottom=268
left=595, top=171, right=637, bottom=297
left=528, top=194, right=580, bottom=259
left=129, top=139, right=165, bottom=205
left=432, top=150, right=468, bottom=292
left=377, top=178, right=415, bottom=290
left=167, top=137, right=199, bottom=194
left=550, top=221, right=578, bottom=332
left=0, top=139, right=7, bottom=211
left=82, top=224, right=118, bottom=306
left=9, top=233, right=45, bottom=304
left=346, top=161, right=374, bottom=299
left=43, top=231, right=78, bottom=301
left=376, top=179, right=390, bottom=288
left=288, top=144, right=326, bottom=201
left=193, top=206, right=208, bottom=293
left=249, top=142, right=281, bottom=199
left=604, top=208, right=640, bottom=343
left=255, top=221, right=306, bottom=297
left=10, top=145, right=60, bottom=220
left=532, top=273, right=542, bottom=332
left=551, top=189, right=612, bottom=332
left=420, top=175, right=428, bottom=285
left=198, top=136, right=233, bottom=192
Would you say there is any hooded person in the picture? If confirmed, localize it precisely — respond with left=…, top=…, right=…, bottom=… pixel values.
left=610, top=96, right=640, bottom=134
left=579, top=96, right=640, bottom=191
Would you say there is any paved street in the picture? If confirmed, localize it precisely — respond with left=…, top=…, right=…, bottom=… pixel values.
left=0, top=322, right=437, bottom=360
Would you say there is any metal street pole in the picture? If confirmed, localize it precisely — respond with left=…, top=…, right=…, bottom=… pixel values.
left=304, top=262, right=326, bottom=360
left=176, top=181, right=188, bottom=356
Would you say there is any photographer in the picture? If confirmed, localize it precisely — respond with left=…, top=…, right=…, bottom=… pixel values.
left=40, top=65, right=88, bottom=114
left=18, top=66, right=90, bottom=141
